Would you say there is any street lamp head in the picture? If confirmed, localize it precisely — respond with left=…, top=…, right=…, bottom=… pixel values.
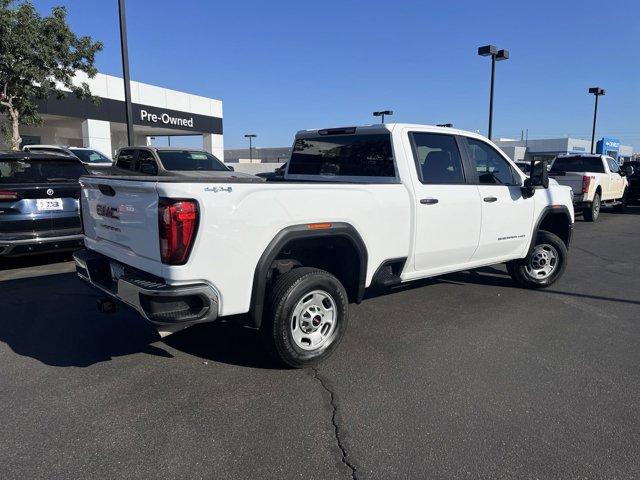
left=478, top=44, right=497, bottom=56
left=373, top=110, right=393, bottom=117
left=496, top=49, right=509, bottom=61
left=244, top=134, right=257, bottom=138
left=588, top=87, right=605, bottom=96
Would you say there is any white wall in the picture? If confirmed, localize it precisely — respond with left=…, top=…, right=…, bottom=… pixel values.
left=82, top=119, right=112, bottom=157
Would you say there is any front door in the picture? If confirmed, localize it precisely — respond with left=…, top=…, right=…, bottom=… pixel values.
left=464, top=137, right=535, bottom=262
left=408, top=132, right=482, bottom=273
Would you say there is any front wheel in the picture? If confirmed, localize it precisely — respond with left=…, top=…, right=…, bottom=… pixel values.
left=507, top=230, right=568, bottom=288
left=262, top=267, right=349, bottom=368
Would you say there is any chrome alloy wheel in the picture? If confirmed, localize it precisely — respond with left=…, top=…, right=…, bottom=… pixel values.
left=525, top=243, right=559, bottom=280
left=290, top=290, right=337, bottom=351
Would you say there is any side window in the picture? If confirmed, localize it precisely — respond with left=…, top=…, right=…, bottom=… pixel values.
left=116, top=149, right=136, bottom=170
left=136, top=150, right=158, bottom=175
left=467, top=138, right=519, bottom=185
left=607, top=158, right=619, bottom=173
left=411, top=133, right=465, bottom=184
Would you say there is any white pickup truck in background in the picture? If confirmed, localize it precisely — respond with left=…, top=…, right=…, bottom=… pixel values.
left=74, top=124, right=574, bottom=367
left=549, top=154, right=631, bottom=221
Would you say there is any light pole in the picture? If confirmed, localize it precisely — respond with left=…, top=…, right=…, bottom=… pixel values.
left=373, top=110, right=393, bottom=123
left=118, top=0, right=134, bottom=146
left=244, top=134, right=256, bottom=162
left=588, top=87, right=605, bottom=154
left=477, top=45, right=509, bottom=140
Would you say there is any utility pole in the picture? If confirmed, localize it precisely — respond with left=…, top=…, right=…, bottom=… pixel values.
left=118, top=0, right=134, bottom=146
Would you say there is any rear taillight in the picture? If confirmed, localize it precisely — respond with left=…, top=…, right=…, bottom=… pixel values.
left=0, top=191, right=19, bottom=201
left=158, top=199, right=199, bottom=265
left=581, top=175, right=592, bottom=193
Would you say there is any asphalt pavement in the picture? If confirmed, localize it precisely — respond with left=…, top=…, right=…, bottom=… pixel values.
left=1, top=207, right=639, bottom=479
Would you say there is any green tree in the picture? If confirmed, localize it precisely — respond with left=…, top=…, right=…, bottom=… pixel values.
left=0, top=0, right=102, bottom=150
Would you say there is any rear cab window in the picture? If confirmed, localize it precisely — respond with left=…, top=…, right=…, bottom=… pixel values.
left=0, top=159, right=87, bottom=183
left=156, top=150, right=227, bottom=171
left=551, top=156, right=605, bottom=173
left=286, top=129, right=397, bottom=182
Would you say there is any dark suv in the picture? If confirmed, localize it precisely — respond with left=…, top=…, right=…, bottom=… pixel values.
left=0, top=152, right=86, bottom=257
left=623, top=161, right=640, bottom=204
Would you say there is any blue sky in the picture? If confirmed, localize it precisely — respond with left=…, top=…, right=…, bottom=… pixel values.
left=34, top=0, right=639, bottom=150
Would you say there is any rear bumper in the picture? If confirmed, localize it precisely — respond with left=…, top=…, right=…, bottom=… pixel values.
left=0, top=234, right=84, bottom=257
left=73, top=248, right=219, bottom=328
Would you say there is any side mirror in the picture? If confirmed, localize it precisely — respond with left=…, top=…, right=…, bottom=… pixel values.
left=622, top=164, right=633, bottom=176
left=227, top=165, right=235, bottom=171
left=522, top=159, right=549, bottom=198
left=530, top=159, right=549, bottom=188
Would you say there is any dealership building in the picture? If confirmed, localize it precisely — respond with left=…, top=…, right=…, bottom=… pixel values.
left=1, top=72, right=223, bottom=159
left=494, top=136, right=633, bottom=164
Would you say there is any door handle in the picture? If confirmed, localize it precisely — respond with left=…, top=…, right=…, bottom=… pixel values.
left=420, top=198, right=439, bottom=205
left=483, top=196, right=498, bottom=203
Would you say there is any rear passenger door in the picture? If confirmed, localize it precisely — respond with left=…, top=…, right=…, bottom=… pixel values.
left=408, top=132, right=482, bottom=273
left=463, top=137, right=535, bottom=262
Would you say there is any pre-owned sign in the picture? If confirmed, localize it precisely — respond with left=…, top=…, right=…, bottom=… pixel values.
left=140, top=109, right=194, bottom=128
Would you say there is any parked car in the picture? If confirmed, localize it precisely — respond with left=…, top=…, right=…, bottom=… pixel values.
left=111, top=146, right=243, bottom=177
left=0, top=151, right=86, bottom=257
left=622, top=161, right=640, bottom=204
left=74, top=124, right=574, bottom=367
left=23, top=145, right=113, bottom=168
left=549, top=154, right=631, bottom=221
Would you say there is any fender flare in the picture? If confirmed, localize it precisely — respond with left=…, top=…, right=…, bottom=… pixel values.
left=249, top=222, right=368, bottom=328
left=528, top=205, right=573, bottom=254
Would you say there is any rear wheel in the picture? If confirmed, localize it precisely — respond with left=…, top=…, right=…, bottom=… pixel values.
left=508, top=230, right=567, bottom=288
left=583, top=192, right=600, bottom=221
left=262, top=267, right=348, bottom=368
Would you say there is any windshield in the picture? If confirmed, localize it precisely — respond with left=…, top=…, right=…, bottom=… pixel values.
left=71, top=149, right=112, bottom=164
left=551, top=156, right=605, bottom=173
left=0, top=160, right=87, bottom=183
left=288, top=134, right=395, bottom=178
left=156, top=150, right=227, bottom=171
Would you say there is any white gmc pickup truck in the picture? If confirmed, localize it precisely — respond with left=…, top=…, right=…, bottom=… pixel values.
left=74, top=124, right=574, bottom=367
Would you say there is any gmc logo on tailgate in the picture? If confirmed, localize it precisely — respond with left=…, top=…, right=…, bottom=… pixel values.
left=96, top=204, right=120, bottom=219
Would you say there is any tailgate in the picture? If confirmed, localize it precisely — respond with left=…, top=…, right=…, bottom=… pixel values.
left=80, top=176, right=162, bottom=268
left=549, top=172, right=583, bottom=195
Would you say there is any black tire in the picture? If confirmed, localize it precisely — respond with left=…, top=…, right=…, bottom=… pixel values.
left=613, top=189, right=627, bottom=212
left=507, top=230, right=568, bottom=289
left=262, top=267, right=349, bottom=368
left=583, top=192, right=600, bottom=221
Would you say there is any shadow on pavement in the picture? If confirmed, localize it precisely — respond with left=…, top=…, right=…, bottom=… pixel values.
left=0, top=270, right=280, bottom=369
left=164, top=320, right=282, bottom=370
left=0, top=252, right=75, bottom=271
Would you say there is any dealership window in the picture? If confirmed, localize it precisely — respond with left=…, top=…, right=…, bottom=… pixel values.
left=467, top=138, right=519, bottom=185
left=411, top=133, right=465, bottom=184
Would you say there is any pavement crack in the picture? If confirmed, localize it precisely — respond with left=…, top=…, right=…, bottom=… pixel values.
left=311, top=367, right=358, bottom=480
